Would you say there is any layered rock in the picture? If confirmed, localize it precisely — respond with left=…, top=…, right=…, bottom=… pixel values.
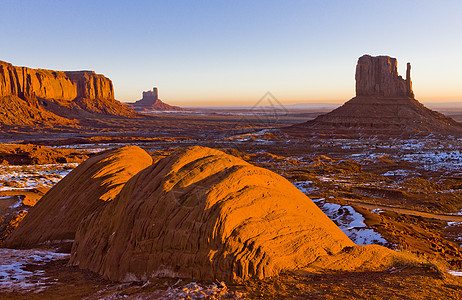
left=0, top=60, right=136, bottom=127
left=128, top=87, right=184, bottom=111
left=356, top=55, right=414, bottom=98
left=3, top=146, right=152, bottom=248
left=69, top=146, right=399, bottom=282
left=0, top=60, right=114, bottom=101
left=288, top=55, right=462, bottom=135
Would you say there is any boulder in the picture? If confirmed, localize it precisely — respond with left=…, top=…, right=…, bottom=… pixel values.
left=70, top=146, right=362, bottom=282
left=3, top=146, right=152, bottom=248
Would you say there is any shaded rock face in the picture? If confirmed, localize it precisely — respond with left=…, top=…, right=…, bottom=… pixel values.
left=69, top=146, right=356, bottom=282
left=288, top=55, right=462, bottom=135
left=3, top=146, right=152, bottom=248
left=135, top=88, right=159, bottom=106
left=355, top=55, right=414, bottom=98
left=128, top=87, right=184, bottom=111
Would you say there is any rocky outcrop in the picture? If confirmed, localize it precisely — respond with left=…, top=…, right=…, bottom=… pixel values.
left=356, top=55, right=414, bottom=98
left=3, top=146, right=152, bottom=248
left=288, top=55, right=462, bottom=135
left=0, top=60, right=113, bottom=101
left=128, top=87, right=184, bottom=111
left=69, top=146, right=399, bottom=282
left=0, top=60, right=136, bottom=127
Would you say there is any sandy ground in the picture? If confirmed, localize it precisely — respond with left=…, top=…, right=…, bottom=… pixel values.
left=1, top=111, right=462, bottom=298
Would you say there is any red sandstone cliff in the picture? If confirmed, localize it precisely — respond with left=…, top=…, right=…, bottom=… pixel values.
left=0, top=60, right=136, bottom=126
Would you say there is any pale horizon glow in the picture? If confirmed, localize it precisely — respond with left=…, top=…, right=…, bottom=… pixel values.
left=1, top=1, right=461, bottom=106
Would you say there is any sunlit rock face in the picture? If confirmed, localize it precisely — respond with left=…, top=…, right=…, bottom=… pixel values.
left=3, top=146, right=152, bottom=248
left=355, top=55, right=414, bottom=98
left=69, top=146, right=356, bottom=282
left=0, top=60, right=136, bottom=126
left=0, top=60, right=114, bottom=100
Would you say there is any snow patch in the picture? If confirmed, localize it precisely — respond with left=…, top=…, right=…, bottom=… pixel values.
left=310, top=198, right=390, bottom=247
left=448, top=270, right=462, bottom=277
left=0, top=248, right=69, bottom=293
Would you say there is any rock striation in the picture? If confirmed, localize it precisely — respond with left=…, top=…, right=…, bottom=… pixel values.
left=69, top=146, right=399, bottom=282
left=3, top=146, right=152, bottom=248
left=127, top=87, right=184, bottom=111
left=288, top=55, right=462, bottom=135
left=356, top=55, right=414, bottom=98
left=0, top=60, right=136, bottom=126
left=0, top=61, right=113, bottom=100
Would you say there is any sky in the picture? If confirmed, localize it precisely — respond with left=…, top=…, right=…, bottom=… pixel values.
left=1, top=0, right=461, bottom=106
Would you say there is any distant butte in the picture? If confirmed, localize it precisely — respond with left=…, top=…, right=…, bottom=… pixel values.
left=127, top=87, right=184, bottom=111
left=288, top=55, right=462, bottom=136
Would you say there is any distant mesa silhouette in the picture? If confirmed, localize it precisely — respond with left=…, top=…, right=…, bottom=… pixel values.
left=288, top=55, right=462, bottom=135
left=127, top=87, right=184, bottom=111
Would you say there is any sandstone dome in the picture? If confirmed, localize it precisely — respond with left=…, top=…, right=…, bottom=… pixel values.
left=3, top=145, right=152, bottom=248
left=69, top=146, right=364, bottom=282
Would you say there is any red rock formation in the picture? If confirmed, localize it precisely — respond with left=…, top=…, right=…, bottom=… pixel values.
left=128, top=87, right=184, bottom=111
left=288, top=55, right=462, bottom=135
left=0, top=60, right=114, bottom=101
left=69, top=146, right=403, bottom=282
left=0, top=60, right=136, bottom=126
left=3, top=146, right=152, bottom=248
left=355, top=55, right=414, bottom=98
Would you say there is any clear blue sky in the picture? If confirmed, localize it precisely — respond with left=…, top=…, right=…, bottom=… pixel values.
left=1, top=0, right=461, bottom=105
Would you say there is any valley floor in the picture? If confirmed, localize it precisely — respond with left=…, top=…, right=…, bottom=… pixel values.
left=1, top=112, right=462, bottom=298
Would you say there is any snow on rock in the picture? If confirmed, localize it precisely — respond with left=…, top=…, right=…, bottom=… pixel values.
left=0, top=248, right=69, bottom=293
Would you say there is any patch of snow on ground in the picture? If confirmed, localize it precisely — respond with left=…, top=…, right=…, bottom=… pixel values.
left=293, top=181, right=317, bottom=194
left=310, top=198, right=390, bottom=247
left=0, top=248, right=69, bottom=293
left=382, top=170, right=409, bottom=176
left=447, top=221, right=462, bottom=227
left=0, top=163, right=77, bottom=191
left=371, top=208, right=384, bottom=214
left=448, top=270, right=462, bottom=277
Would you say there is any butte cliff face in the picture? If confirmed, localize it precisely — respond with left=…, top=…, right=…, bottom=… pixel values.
left=355, top=55, right=414, bottom=98
left=0, top=60, right=136, bottom=127
left=127, top=87, right=184, bottom=111
left=288, top=55, right=462, bottom=135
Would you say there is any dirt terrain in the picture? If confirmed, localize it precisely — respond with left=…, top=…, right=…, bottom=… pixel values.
left=1, top=109, right=462, bottom=298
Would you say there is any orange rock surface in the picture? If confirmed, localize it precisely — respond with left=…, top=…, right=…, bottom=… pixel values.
left=3, top=146, right=152, bottom=248
left=69, top=146, right=397, bottom=282
left=0, top=60, right=136, bottom=127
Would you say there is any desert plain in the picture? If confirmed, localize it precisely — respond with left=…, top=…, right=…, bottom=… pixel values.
left=0, top=56, right=461, bottom=300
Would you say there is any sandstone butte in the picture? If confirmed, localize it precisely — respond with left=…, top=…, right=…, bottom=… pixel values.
left=126, top=87, right=185, bottom=111
left=69, top=146, right=407, bottom=282
left=289, top=55, right=462, bottom=135
left=0, top=60, right=136, bottom=126
left=3, top=146, right=152, bottom=248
